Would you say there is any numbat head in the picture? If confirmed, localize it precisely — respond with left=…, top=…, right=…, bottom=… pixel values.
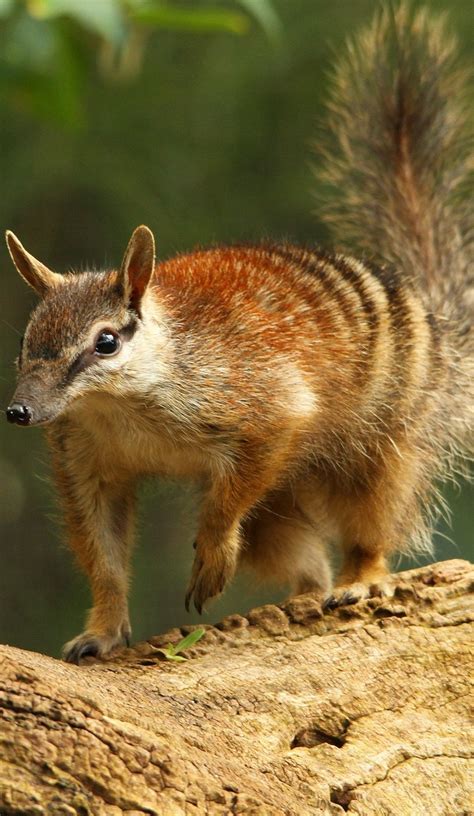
left=6, top=226, right=166, bottom=427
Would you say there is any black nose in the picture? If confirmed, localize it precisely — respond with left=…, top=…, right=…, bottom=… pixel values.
left=6, top=403, right=32, bottom=426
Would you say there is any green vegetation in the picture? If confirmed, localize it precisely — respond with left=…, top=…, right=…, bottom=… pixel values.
left=0, top=1, right=281, bottom=126
left=152, top=626, right=206, bottom=661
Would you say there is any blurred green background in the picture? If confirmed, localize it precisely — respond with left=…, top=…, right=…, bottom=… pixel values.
left=0, top=0, right=472, bottom=658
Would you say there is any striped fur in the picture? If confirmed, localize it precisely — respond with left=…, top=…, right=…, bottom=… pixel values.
left=5, top=4, right=472, bottom=662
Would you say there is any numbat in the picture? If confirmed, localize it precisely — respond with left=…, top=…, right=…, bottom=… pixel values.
left=6, top=5, right=473, bottom=663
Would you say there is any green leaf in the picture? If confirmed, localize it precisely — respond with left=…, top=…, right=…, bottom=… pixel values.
left=153, top=646, right=187, bottom=662
left=235, top=0, right=281, bottom=44
left=174, top=627, right=206, bottom=654
left=1, top=14, right=84, bottom=127
left=27, top=0, right=125, bottom=44
left=151, top=627, right=205, bottom=662
left=130, top=4, right=248, bottom=35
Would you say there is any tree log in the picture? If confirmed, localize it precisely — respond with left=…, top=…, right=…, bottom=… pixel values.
left=1, top=559, right=473, bottom=816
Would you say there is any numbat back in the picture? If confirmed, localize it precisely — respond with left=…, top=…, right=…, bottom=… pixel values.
left=6, top=5, right=473, bottom=663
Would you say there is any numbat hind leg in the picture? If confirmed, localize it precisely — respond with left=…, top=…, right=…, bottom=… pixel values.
left=323, top=451, right=426, bottom=609
left=242, top=486, right=333, bottom=598
left=324, top=547, right=393, bottom=609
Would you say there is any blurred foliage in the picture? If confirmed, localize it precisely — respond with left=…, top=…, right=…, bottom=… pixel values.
left=0, top=0, right=281, bottom=126
left=0, top=0, right=472, bottom=658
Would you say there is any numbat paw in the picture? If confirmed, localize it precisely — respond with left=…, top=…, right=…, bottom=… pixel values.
left=62, top=625, right=131, bottom=664
left=323, top=579, right=394, bottom=610
left=185, top=547, right=236, bottom=614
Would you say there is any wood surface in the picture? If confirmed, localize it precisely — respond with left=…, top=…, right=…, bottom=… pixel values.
left=1, top=559, right=473, bottom=815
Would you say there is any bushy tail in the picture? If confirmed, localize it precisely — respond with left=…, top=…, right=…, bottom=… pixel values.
left=316, top=4, right=473, bottom=339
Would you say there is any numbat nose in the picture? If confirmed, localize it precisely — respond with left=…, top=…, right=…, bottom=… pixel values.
left=6, top=403, right=32, bottom=425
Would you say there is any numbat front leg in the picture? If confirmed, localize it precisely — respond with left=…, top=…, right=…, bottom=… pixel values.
left=49, top=425, right=136, bottom=663
left=185, top=466, right=282, bottom=613
left=185, top=493, right=243, bottom=614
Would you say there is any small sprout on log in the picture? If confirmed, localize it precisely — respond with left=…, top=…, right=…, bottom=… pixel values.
left=153, top=627, right=206, bottom=662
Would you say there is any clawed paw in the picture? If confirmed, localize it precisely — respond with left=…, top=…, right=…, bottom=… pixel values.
left=62, top=625, right=131, bottom=664
left=185, top=547, right=235, bottom=614
left=323, top=579, right=394, bottom=611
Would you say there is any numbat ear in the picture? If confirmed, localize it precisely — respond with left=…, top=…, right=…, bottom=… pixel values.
left=119, top=225, right=156, bottom=315
left=5, top=231, right=64, bottom=297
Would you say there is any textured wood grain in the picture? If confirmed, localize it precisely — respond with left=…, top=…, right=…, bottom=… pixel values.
left=1, top=559, right=473, bottom=815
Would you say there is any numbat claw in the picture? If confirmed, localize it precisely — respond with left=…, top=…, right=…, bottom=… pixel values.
left=323, top=579, right=394, bottom=611
left=185, top=547, right=234, bottom=614
left=62, top=624, right=131, bottom=664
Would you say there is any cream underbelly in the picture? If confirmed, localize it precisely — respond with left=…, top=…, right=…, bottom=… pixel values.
left=113, top=430, right=214, bottom=479
left=73, top=397, right=231, bottom=481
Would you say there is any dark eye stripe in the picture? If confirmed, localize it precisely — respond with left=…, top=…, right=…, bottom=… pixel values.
left=64, top=351, right=90, bottom=384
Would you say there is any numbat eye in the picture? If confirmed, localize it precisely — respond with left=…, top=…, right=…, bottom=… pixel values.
left=94, top=331, right=120, bottom=356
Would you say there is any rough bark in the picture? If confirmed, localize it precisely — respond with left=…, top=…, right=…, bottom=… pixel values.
left=1, top=559, right=473, bottom=816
